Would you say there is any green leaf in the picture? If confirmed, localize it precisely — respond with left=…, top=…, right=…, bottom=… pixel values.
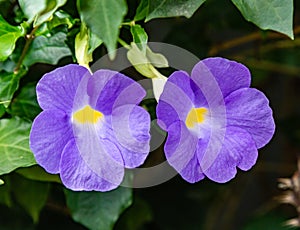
left=18, top=0, right=46, bottom=23
left=0, top=57, right=17, bottom=73
left=8, top=83, right=41, bottom=120
left=0, top=178, right=3, bottom=185
left=23, top=31, right=71, bottom=66
left=12, top=175, right=50, bottom=223
left=145, top=0, right=206, bottom=22
left=0, top=117, right=36, bottom=175
left=130, top=24, right=148, bottom=52
left=0, top=69, right=27, bottom=108
left=0, top=15, right=25, bottom=61
left=35, top=0, right=67, bottom=27
left=146, top=46, right=168, bottom=68
left=16, top=165, right=61, bottom=183
left=75, top=25, right=90, bottom=66
left=115, top=197, right=153, bottom=230
left=35, top=10, right=75, bottom=36
left=77, top=0, right=127, bottom=59
left=18, top=0, right=67, bottom=27
left=65, top=186, right=132, bottom=230
left=127, top=43, right=168, bottom=79
left=75, top=22, right=103, bottom=68
left=0, top=104, right=5, bottom=118
left=134, top=0, right=149, bottom=21
left=89, top=31, right=103, bottom=54
left=127, top=44, right=158, bottom=79
left=231, top=0, right=294, bottom=39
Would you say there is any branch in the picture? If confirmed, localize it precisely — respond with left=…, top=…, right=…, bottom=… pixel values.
left=209, top=25, right=300, bottom=56
left=14, top=26, right=39, bottom=74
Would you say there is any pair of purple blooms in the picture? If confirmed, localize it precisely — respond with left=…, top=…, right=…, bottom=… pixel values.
left=30, top=57, right=275, bottom=191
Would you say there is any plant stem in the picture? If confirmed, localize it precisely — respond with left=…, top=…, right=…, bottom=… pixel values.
left=121, top=21, right=135, bottom=26
left=233, top=56, right=300, bottom=77
left=14, top=26, right=39, bottom=74
left=209, top=25, right=300, bottom=55
left=117, top=38, right=131, bottom=50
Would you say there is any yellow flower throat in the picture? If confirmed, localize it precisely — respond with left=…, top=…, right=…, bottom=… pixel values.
left=185, top=107, right=207, bottom=128
left=73, top=105, right=103, bottom=124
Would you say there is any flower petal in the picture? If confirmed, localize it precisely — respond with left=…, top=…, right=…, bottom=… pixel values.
left=157, top=72, right=195, bottom=130
left=111, top=105, right=151, bottom=168
left=204, top=126, right=258, bottom=183
left=37, top=64, right=91, bottom=113
left=179, top=153, right=205, bottom=183
left=164, top=121, right=204, bottom=183
left=191, top=57, right=251, bottom=98
left=156, top=100, right=179, bottom=131
left=88, top=70, right=146, bottom=115
left=29, top=110, right=72, bottom=173
left=71, top=122, right=125, bottom=187
left=225, top=88, right=275, bottom=148
left=167, top=71, right=195, bottom=102
left=59, top=139, right=123, bottom=191
left=168, top=70, right=208, bottom=107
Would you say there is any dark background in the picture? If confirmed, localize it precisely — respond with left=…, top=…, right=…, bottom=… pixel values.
left=1, top=0, right=300, bottom=229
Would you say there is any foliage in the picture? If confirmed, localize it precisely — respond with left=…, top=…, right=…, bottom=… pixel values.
left=65, top=186, right=132, bottom=230
left=0, top=15, right=25, bottom=61
left=231, top=0, right=294, bottom=39
left=0, top=117, right=35, bottom=175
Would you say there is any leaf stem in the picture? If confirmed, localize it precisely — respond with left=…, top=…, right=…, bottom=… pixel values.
left=117, top=38, right=131, bottom=49
left=14, top=26, right=39, bottom=74
left=121, top=21, right=135, bottom=26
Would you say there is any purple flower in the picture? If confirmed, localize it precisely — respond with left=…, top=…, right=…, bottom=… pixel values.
left=30, top=64, right=150, bottom=191
left=156, top=57, right=275, bottom=183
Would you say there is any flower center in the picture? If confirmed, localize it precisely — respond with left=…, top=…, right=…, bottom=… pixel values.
left=185, top=107, right=207, bottom=128
left=73, top=105, right=103, bottom=124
